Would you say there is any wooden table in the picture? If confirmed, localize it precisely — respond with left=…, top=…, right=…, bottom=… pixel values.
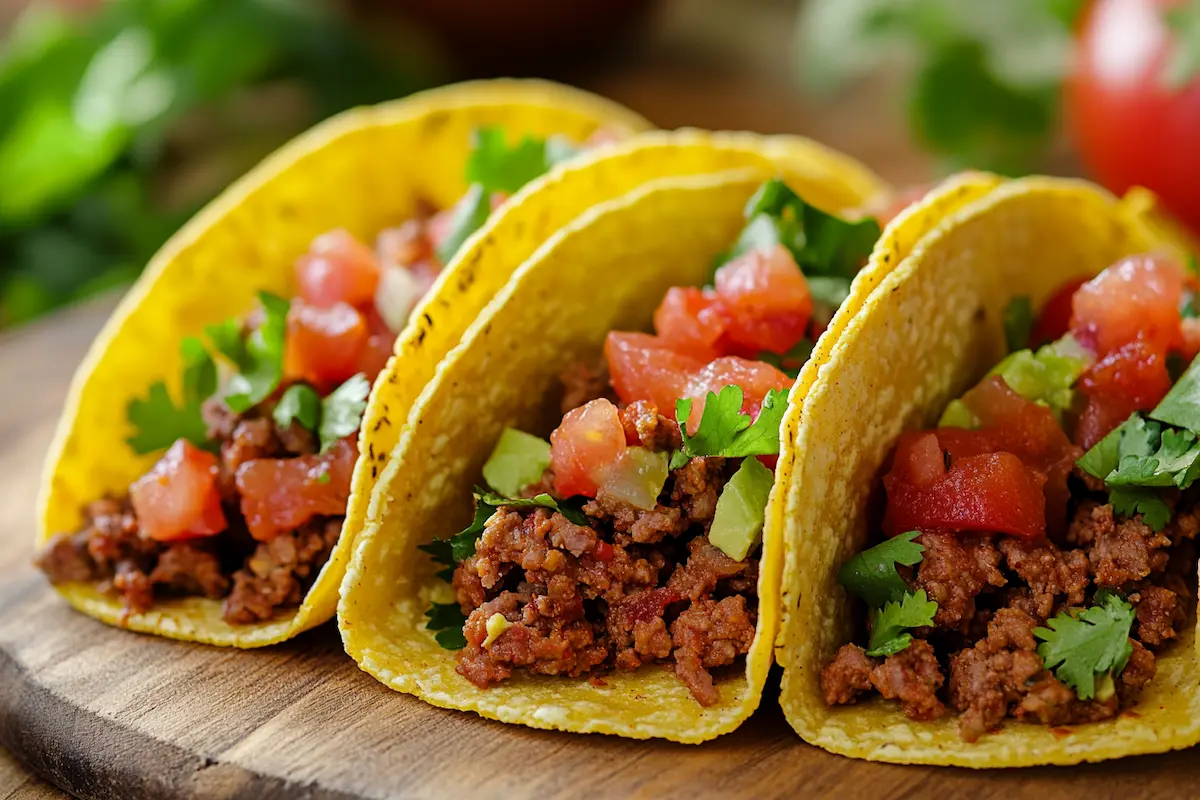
left=0, top=311, right=1197, bottom=800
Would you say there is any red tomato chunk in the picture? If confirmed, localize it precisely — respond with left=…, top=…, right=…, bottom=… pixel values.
left=130, top=440, right=227, bottom=542
left=236, top=437, right=357, bottom=541
left=285, top=300, right=368, bottom=388
left=296, top=229, right=381, bottom=309
left=712, top=244, right=812, bottom=356
left=1069, top=254, right=1185, bottom=357
left=550, top=398, right=627, bottom=499
left=884, top=450, right=1047, bottom=540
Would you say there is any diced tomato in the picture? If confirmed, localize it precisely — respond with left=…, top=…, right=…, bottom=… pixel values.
left=594, top=541, right=614, bottom=562
left=1075, top=338, right=1172, bottom=448
left=236, top=437, right=357, bottom=541
left=295, top=229, right=381, bottom=309
left=654, top=286, right=730, bottom=361
left=1182, top=317, right=1200, bottom=363
left=890, top=431, right=947, bottom=488
left=682, top=356, right=793, bottom=432
left=1031, top=276, right=1090, bottom=347
left=285, top=300, right=369, bottom=389
left=353, top=307, right=396, bottom=382
left=883, top=451, right=1047, bottom=539
left=549, top=398, right=627, bottom=498
left=713, top=244, right=813, bottom=355
left=130, top=440, right=227, bottom=542
left=605, top=332, right=708, bottom=414
left=959, top=376, right=1081, bottom=532
left=1069, top=254, right=1186, bottom=356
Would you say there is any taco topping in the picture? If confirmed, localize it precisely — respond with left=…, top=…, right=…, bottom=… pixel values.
left=822, top=253, right=1199, bottom=742
left=422, top=180, right=880, bottom=704
left=36, top=126, right=600, bottom=624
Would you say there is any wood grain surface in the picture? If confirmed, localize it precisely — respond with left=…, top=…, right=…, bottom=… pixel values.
left=0, top=308, right=1197, bottom=800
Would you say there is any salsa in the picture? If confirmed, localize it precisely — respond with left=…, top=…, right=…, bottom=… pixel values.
left=423, top=179, right=882, bottom=704
left=822, top=253, right=1200, bottom=742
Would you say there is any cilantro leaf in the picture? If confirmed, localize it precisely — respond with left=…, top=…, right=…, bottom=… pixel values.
left=273, top=383, right=320, bottom=432
left=482, top=428, right=551, bottom=498
left=205, top=318, right=245, bottom=366
left=125, top=336, right=217, bottom=455
left=465, top=127, right=562, bottom=194
left=724, top=179, right=880, bottom=280
left=1109, top=486, right=1173, bottom=532
left=1034, top=590, right=1135, bottom=700
left=318, top=373, right=370, bottom=453
left=1003, top=295, right=1033, bottom=353
left=224, top=292, right=289, bottom=413
left=866, top=589, right=938, bottom=657
left=674, top=386, right=788, bottom=464
left=1163, top=2, right=1200, bottom=91
left=1107, top=428, right=1200, bottom=489
left=419, top=496, right=497, bottom=581
left=424, top=601, right=467, bottom=650
left=1077, top=415, right=1135, bottom=479
left=1150, top=354, right=1200, bottom=432
left=434, top=183, right=491, bottom=265
left=476, top=489, right=590, bottom=526
left=837, top=530, right=925, bottom=609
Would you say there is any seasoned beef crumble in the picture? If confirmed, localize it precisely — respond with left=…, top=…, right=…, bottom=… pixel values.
left=822, top=488, right=1197, bottom=740
left=451, top=399, right=761, bottom=706
left=36, top=396, right=345, bottom=624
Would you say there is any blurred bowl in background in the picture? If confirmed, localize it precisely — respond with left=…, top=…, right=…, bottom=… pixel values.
left=348, top=0, right=662, bottom=74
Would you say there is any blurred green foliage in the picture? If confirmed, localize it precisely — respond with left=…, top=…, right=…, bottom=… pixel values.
left=0, top=0, right=429, bottom=327
left=796, top=0, right=1086, bottom=176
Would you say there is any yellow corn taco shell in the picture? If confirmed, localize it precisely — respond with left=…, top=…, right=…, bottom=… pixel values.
left=337, top=151, right=993, bottom=741
left=778, top=176, right=1200, bottom=767
left=36, top=78, right=651, bottom=647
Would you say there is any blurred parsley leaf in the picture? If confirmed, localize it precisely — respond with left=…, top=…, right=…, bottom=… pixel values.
left=795, top=0, right=1077, bottom=175
left=318, top=373, right=370, bottom=453
left=1163, top=1, right=1200, bottom=90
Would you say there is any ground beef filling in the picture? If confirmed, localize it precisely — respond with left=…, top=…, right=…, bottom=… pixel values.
left=35, top=397, right=343, bottom=624
left=822, top=492, right=1198, bottom=741
left=452, top=403, right=760, bottom=706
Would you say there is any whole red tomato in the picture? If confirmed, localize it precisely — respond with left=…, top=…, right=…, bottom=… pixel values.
left=1067, top=0, right=1200, bottom=233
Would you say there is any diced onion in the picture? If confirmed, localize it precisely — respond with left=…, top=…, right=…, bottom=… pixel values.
left=374, top=264, right=421, bottom=332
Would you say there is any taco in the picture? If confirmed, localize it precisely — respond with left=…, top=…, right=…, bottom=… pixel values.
left=338, top=143, right=1002, bottom=741
left=34, top=79, right=652, bottom=646
left=779, top=176, right=1200, bottom=766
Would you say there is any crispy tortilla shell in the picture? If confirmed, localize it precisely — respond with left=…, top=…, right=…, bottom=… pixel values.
left=36, top=79, right=651, bottom=647
left=337, top=164, right=993, bottom=742
left=778, top=176, right=1200, bottom=766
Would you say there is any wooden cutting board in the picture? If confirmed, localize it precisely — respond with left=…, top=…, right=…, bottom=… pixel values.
left=3, top=300, right=1199, bottom=800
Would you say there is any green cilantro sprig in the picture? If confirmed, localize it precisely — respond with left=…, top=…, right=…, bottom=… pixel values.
left=837, top=530, right=925, bottom=608
left=719, top=178, right=880, bottom=281
left=126, top=336, right=218, bottom=454
left=867, top=589, right=938, bottom=657
left=436, top=126, right=581, bottom=264
left=419, top=487, right=588, bottom=582
left=221, top=291, right=289, bottom=412
left=317, top=374, right=370, bottom=453
left=1034, top=590, right=1136, bottom=700
left=672, top=386, right=788, bottom=469
left=425, top=601, right=468, bottom=650
left=836, top=531, right=936, bottom=658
